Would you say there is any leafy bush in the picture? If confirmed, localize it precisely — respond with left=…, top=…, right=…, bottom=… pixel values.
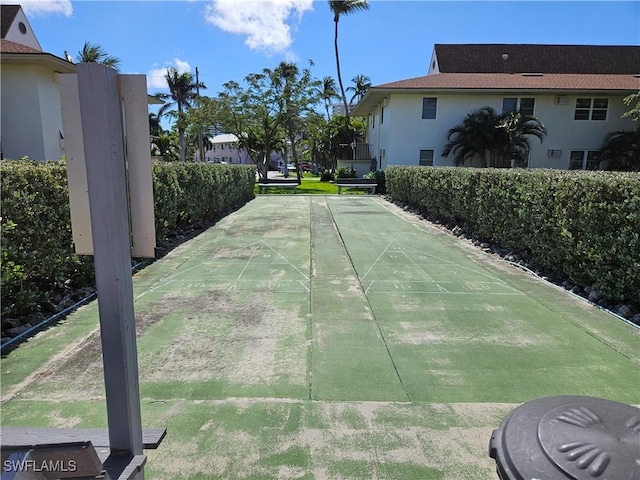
left=1, top=160, right=255, bottom=322
left=152, top=163, right=255, bottom=237
left=1, top=160, right=94, bottom=319
left=335, top=165, right=357, bottom=179
left=386, top=166, right=640, bottom=307
left=364, top=170, right=386, bottom=194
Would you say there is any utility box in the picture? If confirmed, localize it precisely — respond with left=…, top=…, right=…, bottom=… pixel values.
left=489, top=395, right=640, bottom=479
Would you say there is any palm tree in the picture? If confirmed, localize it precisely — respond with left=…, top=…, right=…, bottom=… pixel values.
left=76, top=41, right=120, bottom=71
left=346, top=74, right=371, bottom=104
left=155, top=68, right=206, bottom=162
left=328, top=0, right=369, bottom=121
left=318, top=76, right=339, bottom=121
left=442, top=106, right=546, bottom=168
left=599, top=126, right=640, bottom=171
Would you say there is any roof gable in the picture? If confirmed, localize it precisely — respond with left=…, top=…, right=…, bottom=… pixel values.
left=434, top=44, right=640, bottom=75
left=1, top=4, right=42, bottom=51
left=1, top=5, right=20, bottom=38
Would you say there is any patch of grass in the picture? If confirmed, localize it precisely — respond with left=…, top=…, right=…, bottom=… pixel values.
left=254, top=175, right=377, bottom=195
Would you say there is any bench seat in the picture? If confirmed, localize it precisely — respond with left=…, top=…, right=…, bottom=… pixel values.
left=335, top=179, right=377, bottom=194
left=257, top=179, right=298, bottom=194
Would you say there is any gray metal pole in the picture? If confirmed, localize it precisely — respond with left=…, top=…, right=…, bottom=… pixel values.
left=75, top=63, right=144, bottom=457
left=196, top=66, right=204, bottom=163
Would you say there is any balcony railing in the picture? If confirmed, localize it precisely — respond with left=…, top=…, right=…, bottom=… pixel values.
left=337, top=143, right=374, bottom=161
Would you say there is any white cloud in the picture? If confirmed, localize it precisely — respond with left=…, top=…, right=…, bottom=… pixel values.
left=204, top=0, right=313, bottom=55
left=18, top=0, right=73, bottom=17
left=147, top=58, right=191, bottom=89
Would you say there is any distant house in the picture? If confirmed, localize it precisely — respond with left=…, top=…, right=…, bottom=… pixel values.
left=352, top=44, right=640, bottom=170
left=1, top=4, right=75, bottom=161
left=197, top=133, right=284, bottom=168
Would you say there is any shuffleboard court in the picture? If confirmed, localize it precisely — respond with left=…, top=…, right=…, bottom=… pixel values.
left=2, top=195, right=638, bottom=479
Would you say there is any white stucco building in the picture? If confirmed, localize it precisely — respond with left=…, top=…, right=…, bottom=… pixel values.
left=196, top=133, right=284, bottom=168
left=1, top=4, right=75, bottom=161
left=352, top=44, right=640, bottom=170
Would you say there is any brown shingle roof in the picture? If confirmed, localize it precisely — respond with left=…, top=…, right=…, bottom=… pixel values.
left=376, top=73, right=640, bottom=91
left=1, top=5, right=20, bottom=39
left=434, top=44, right=640, bottom=75
left=0, top=38, right=41, bottom=54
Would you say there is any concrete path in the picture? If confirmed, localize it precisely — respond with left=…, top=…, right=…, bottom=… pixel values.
left=2, top=196, right=638, bottom=479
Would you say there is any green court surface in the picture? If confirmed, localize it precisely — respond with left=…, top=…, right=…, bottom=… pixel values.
left=2, top=196, right=638, bottom=479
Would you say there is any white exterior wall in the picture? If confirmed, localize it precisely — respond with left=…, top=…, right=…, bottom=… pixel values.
left=1, top=64, right=65, bottom=161
left=366, top=92, right=635, bottom=170
left=204, top=142, right=251, bottom=164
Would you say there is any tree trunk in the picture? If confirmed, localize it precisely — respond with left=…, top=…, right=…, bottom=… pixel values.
left=334, top=19, right=350, bottom=122
left=178, top=128, right=186, bottom=162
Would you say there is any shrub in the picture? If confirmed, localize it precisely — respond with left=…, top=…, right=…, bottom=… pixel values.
left=364, top=170, right=386, bottom=194
left=386, top=166, right=640, bottom=307
left=1, top=160, right=255, bottom=322
left=1, top=160, right=94, bottom=319
left=336, top=165, right=357, bottom=179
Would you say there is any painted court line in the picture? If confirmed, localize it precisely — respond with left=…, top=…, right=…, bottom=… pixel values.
left=361, top=241, right=393, bottom=281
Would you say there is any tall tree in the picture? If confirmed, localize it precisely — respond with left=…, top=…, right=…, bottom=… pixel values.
left=328, top=0, right=369, bottom=121
left=273, top=61, right=321, bottom=181
left=622, top=91, right=640, bottom=122
left=216, top=74, right=285, bottom=180
left=346, top=74, right=371, bottom=104
left=155, top=68, right=206, bottom=162
left=442, top=106, right=546, bottom=168
left=76, top=41, right=120, bottom=71
left=215, top=63, right=321, bottom=180
left=318, top=76, right=340, bottom=121
left=599, top=127, right=640, bottom=171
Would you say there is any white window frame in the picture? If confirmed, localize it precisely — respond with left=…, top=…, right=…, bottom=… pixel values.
left=574, top=98, right=609, bottom=121
left=569, top=150, right=600, bottom=170
left=502, top=97, right=535, bottom=116
left=419, top=149, right=435, bottom=166
left=421, top=98, right=437, bottom=119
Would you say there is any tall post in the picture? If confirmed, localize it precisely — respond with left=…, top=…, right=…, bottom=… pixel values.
left=196, top=66, right=204, bottom=163
left=75, top=63, right=144, bottom=457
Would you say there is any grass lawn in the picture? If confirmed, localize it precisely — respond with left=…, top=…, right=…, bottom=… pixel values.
left=253, top=173, right=373, bottom=195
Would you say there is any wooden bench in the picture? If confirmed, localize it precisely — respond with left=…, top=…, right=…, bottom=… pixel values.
left=335, top=178, right=378, bottom=194
left=256, top=178, right=299, bottom=194
left=1, top=427, right=166, bottom=480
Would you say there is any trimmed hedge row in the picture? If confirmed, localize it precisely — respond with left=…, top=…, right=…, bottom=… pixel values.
left=1, top=160, right=255, bottom=320
left=152, top=162, right=255, bottom=237
left=386, top=166, right=640, bottom=307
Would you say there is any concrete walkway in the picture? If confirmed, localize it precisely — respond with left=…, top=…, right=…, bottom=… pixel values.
left=2, top=196, right=638, bottom=479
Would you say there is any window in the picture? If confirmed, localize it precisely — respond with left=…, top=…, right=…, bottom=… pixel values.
left=502, top=97, right=535, bottom=116
left=419, top=149, right=434, bottom=166
left=574, top=98, right=608, bottom=121
left=569, top=150, right=600, bottom=170
left=422, top=98, right=437, bottom=119
left=381, top=107, right=384, bottom=124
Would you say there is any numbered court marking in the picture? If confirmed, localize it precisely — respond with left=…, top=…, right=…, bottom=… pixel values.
left=226, top=241, right=310, bottom=293
left=360, top=242, right=523, bottom=296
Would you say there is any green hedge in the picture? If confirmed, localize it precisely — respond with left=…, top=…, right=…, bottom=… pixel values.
left=386, top=166, right=640, bottom=306
left=1, top=160, right=255, bottom=320
left=152, top=162, right=255, bottom=237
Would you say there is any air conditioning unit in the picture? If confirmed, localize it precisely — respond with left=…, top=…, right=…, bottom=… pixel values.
left=554, top=96, right=569, bottom=105
left=548, top=149, right=562, bottom=158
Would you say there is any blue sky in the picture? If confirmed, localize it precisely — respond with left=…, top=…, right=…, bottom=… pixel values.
left=14, top=0, right=640, bottom=116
